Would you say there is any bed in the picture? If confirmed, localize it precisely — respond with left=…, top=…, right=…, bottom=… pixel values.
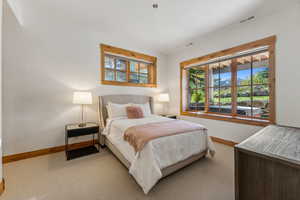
left=97, top=95, right=215, bottom=194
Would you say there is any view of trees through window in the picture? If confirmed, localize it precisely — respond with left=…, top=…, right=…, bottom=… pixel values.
left=188, top=68, right=206, bottom=110
left=188, top=51, right=270, bottom=119
left=208, top=61, right=232, bottom=114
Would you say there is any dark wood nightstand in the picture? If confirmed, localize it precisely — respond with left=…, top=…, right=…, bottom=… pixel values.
left=160, top=114, right=178, bottom=119
left=65, top=122, right=100, bottom=160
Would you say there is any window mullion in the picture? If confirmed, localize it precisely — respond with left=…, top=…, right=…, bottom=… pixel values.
left=126, top=60, right=130, bottom=82
left=204, top=65, right=209, bottom=112
left=114, top=58, right=117, bottom=81
left=250, top=56, right=254, bottom=117
left=218, top=63, right=221, bottom=112
left=138, top=63, right=140, bottom=83
left=231, top=58, right=238, bottom=116
left=187, top=70, right=191, bottom=111
left=147, top=64, right=151, bottom=84
left=268, top=44, right=275, bottom=123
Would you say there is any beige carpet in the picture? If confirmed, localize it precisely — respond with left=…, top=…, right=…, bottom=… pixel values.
left=2, top=142, right=234, bottom=200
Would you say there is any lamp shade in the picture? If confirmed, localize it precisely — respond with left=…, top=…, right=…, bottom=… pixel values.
left=73, top=92, right=92, bottom=105
left=158, top=93, right=170, bottom=102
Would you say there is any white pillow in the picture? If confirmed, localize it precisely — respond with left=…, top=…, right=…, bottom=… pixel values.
left=132, top=102, right=152, bottom=116
left=107, top=102, right=131, bottom=119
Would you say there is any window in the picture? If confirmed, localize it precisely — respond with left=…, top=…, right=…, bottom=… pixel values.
left=208, top=61, right=232, bottom=114
left=181, top=36, right=276, bottom=126
left=100, top=44, right=157, bottom=87
left=188, top=67, right=206, bottom=111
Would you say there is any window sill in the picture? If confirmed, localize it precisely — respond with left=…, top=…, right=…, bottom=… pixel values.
left=101, top=80, right=157, bottom=88
left=181, top=111, right=271, bottom=127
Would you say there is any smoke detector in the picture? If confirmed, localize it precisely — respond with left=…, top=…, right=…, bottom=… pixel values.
left=186, top=42, right=193, bottom=47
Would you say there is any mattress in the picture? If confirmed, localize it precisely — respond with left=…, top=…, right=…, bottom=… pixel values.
left=103, top=115, right=215, bottom=194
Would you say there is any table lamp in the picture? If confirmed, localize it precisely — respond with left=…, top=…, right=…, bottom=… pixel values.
left=158, top=93, right=170, bottom=115
left=73, top=91, right=92, bottom=127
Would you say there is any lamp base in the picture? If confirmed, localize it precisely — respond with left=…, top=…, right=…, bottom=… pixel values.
left=78, top=123, right=87, bottom=127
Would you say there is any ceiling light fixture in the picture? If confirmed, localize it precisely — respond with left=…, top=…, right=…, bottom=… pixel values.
left=152, top=3, right=158, bottom=8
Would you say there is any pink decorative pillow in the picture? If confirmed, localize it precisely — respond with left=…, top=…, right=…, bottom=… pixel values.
left=126, top=106, right=144, bottom=119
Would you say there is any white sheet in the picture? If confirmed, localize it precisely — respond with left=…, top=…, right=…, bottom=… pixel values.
left=104, top=115, right=215, bottom=194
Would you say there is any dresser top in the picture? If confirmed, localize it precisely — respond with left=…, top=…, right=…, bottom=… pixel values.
left=236, top=125, right=300, bottom=165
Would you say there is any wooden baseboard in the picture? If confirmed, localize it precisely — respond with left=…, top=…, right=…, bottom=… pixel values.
left=2, top=137, right=236, bottom=163
left=0, top=179, right=4, bottom=196
left=210, top=136, right=238, bottom=147
left=3, top=140, right=97, bottom=164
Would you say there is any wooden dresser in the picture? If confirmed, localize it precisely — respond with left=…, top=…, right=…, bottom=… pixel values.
left=235, top=125, right=300, bottom=200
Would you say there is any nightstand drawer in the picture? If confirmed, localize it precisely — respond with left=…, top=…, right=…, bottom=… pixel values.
left=67, top=126, right=99, bottom=137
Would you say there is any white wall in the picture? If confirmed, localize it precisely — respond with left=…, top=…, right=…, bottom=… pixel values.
left=2, top=2, right=169, bottom=156
left=168, top=5, right=300, bottom=143
left=3, top=1, right=300, bottom=156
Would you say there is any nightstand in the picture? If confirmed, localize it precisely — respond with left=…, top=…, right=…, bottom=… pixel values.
left=160, top=114, right=178, bottom=119
left=65, top=122, right=100, bottom=160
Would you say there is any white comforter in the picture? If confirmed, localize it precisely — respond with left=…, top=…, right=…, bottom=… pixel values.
left=103, top=115, right=215, bottom=194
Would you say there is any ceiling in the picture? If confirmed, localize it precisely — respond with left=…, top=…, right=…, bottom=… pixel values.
left=7, top=0, right=299, bottom=55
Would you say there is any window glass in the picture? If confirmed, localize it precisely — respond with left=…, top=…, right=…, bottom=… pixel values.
left=105, top=70, right=114, bottom=81
left=236, top=52, right=270, bottom=118
left=189, top=89, right=205, bottom=111
left=237, top=86, right=251, bottom=116
left=190, top=89, right=206, bottom=104
left=116, top=71, right=126, bottom=82
left=129, top=73, right=139, bottom=83
left=116, top=59, right=126, bottom=71
left=104, top=56, right=114, bottom=69
left=252, top=52, right=269, bottom=84
left=237, top=56, right=251, bottom=86
left=210, top=64, right=220, bottom=87
left=130, top=61, right=139, bottom=72
left=191, top=68, right=205, bottom=88
left=139, top=63, right=148, bottom=74
left=220, top=61, right=231, bottom=86
left=253, top=85, right=269, bottom=118
left=188, top=68, right=206, bottom=111
left=220, top=87, right=232, bottom=114
left=139, top=73, right=148, bottom=84
left=103, top=55, right=155, bottom=86
left=186, top=51, right=270, bottom=119
left=208, top=61, right=232, bottom=114
left=208, top=87, right=220, bottom=113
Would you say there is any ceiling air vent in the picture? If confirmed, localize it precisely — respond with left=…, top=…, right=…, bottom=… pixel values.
left=240, top=16, right=255, bottom=23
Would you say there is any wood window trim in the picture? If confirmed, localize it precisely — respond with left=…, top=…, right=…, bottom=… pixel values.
left=100, top=44, right=157, bottom=88
left=182, top=111, right=270, bottom=127
left=180, top=36, right=276, bottom=127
